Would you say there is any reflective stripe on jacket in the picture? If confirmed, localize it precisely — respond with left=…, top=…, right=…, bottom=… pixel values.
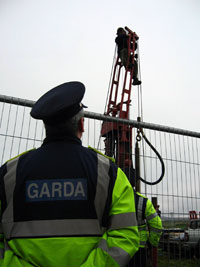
left=0, top=137, right=139, bottom=267
left=135, top=192, right=162, bottom=248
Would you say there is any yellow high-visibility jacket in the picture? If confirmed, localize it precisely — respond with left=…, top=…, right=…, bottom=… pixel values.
left=135, top=192, right=163, bottom=248
left=0, top=138, right=139, bottom=267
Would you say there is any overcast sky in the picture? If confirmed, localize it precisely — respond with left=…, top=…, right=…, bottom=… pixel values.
left=0, top=0, right=200, bottom=132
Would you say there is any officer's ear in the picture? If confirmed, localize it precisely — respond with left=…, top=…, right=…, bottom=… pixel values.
left=79, top=117, right=85, bottom=133
left=76, top=117, right=84, bottom=139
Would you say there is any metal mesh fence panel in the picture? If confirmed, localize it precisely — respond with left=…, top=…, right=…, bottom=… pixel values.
left=0, top=98, right=44, bottom=164
left=0, top=94, right=200, bottom=266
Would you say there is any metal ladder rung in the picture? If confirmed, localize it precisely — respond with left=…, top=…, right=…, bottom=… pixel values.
left=124, top=89, right=130, bottom=94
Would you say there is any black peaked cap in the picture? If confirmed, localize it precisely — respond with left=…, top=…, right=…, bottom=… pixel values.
left=30, top=81, right=86, bottom=124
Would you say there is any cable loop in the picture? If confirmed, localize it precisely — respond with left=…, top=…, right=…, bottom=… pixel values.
left=136, top=127, right=165, bottom=185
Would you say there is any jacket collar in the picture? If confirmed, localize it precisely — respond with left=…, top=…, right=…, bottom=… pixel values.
left=42, top=133, right=82, bottom=146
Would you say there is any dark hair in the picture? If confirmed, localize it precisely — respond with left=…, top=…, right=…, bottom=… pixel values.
left=45, top=109, right=84, bottom=136
left=117, top=27, right=126, bottom=35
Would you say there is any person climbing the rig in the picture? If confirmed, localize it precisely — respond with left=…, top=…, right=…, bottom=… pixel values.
left=115, top=27, right=129, bottom=68
left=0, top=81, right=139, bottom=266
left=115, top=27, right=141, bottom=86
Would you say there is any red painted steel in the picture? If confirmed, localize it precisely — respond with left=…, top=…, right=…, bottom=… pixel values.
left=101, top=27, right=139, bottom=170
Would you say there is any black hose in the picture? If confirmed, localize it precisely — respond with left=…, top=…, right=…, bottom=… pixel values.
left=138, top=132, right=165, bottom=185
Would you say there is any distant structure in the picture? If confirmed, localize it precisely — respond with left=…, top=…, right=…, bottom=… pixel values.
left=189, top=210, right=198, bottom=219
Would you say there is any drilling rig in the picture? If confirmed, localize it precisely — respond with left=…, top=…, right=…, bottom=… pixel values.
left=101, top=26, right=140, bottom=187
left=100, top=26, right=165, bottom=267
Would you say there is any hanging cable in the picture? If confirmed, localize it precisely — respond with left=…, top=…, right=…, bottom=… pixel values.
left=98, top=45, right=117, bottom=150
left=134, top=43, right=165, bottom=186
left=137, top=40, right=143, bottom=121
left=135, top=124, right=165, bottom=185
left=104, top=45, right=117, bottom=114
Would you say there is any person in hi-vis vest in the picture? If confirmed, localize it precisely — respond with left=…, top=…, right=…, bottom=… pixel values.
left=0, top=81, right=139, bottom=267
left=128, top=191, right=163, bottom=267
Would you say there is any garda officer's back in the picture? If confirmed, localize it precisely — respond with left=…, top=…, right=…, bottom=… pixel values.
left=0, top=82, right=139, bottom=267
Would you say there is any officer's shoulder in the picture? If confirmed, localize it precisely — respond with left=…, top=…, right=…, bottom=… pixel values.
left=88, top=146, right=115, bottom=163
left=6, top=148, right=36, bottom=163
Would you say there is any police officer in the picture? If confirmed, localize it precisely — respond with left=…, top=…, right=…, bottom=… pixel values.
left=128, top=191, right=163, bottom=267
left=0, top=81, right=139, bottom=267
